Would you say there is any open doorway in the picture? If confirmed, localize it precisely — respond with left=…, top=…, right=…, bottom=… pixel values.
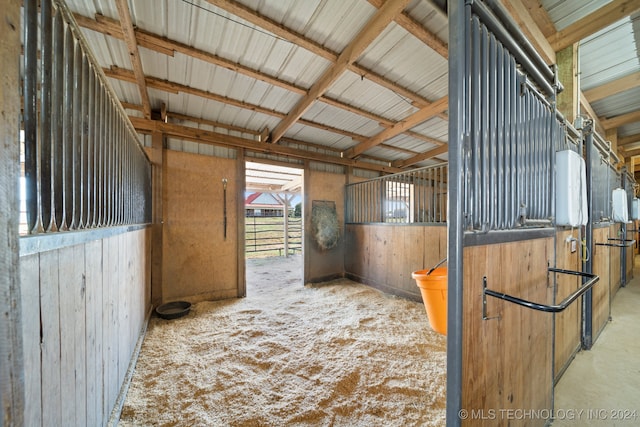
left=244, top=161, right=304, bottom=294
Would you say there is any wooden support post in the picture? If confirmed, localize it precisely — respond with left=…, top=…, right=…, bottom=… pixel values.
left=556, top=44, right=578, bottom=124
left=151, top=131, right=164, bottom=305
left=0, top=0, right=25, bottom=423
left=236, top=149, right=246, bottom=297
left=606, top=128, right=622, bottom=166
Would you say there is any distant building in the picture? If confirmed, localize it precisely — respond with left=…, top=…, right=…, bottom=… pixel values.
left=245, top=193, right=287, bottom=217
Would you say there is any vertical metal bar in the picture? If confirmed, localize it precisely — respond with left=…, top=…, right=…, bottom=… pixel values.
left=78, top=53, right=89, bottom=228
left=96, top=87, right=103, bottom=227
left=583, top=125, right=594, bottom=350
left=83, top=65, right=94, bottom=228
left=489, top=33, right=497, bottom=230
left=52, top=7, right=65, bottom=231
left=496, top=41, right=505, bottom=229
left=480, top=24, right=489, bottom=230
left=447, top=0, right=466, bottom=424
left=24, top=0, right=39, bottom=233
left=71, top=44, right=82, bottom=229
left=61, top=27, right=74, bottom=231
left=41, top=0, right=53, bottom=231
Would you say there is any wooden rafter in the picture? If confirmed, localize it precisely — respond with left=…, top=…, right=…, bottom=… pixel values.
left=500, top=0, right=556, bottom=64
left=619, top=133, right=640, bottom=147
left=583, top=71, right=640, bottom=103
left=519, top=0, right=556, bottom=38
left=602, top=110, right=640, bottom=130
left=74, top=13, right=436, bottom=130
left=547, top=0, right=640, bottom=52
left=114, top=0, right=151, bottom=119
left=130, top=117, right=403, bottom=173
left=391, top=144, right=448, bottom=168
left=344, top=96, right=448, bottom=158
left=367, top=0, right=448, bottom=58
left=269, top=0, right=412, bottom=144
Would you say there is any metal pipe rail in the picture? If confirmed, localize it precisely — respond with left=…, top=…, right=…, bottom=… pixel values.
left=483, top=268, right=599, bottom=315
left=471, top=0, right=556, bottom=97
left=595, top=238, right=636, bottom=248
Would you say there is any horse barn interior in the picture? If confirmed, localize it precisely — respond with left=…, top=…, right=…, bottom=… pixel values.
left=3, top=0, right=640, bottom=425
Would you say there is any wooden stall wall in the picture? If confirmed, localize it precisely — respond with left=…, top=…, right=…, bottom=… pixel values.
left=592, top=226, right=611, bottom=340
left=554, top=230, right=581, bottom=382
left=162, top=150, right=241, bottom=302
left=304, top=169, right=346, bottom=283
left=462, top=237, right=554, bottom=427
left=609, top=224, right=622, bottom=298
left=345, top=225, right=446, bottom=300
left=20, top=229, right=150, bottom=427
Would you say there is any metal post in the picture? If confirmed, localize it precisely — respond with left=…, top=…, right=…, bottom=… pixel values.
left=582, top=122, right=594, bottom=350
left=447, top=0, right=466, bottom=425
left=620, top=168, right=627, bottom=287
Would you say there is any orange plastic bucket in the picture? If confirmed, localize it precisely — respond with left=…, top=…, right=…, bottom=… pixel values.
left=412, top=267, right=447, bottom=335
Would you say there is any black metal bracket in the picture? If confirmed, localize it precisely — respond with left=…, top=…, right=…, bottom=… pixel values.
left=595, top=238, right=636, bottom=248
left=482, top=268, right=599, bottom=316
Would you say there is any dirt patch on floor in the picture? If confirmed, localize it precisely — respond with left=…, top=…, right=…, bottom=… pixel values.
left=119, top=255, right=446, bottom=426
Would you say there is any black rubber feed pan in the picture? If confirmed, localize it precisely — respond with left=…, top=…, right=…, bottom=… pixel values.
left=155, top=301, right=191, bottom=320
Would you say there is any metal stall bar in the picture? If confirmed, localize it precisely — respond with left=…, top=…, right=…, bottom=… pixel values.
left=471, top=0, right=555, bottom=97
left=583, top=122, right=595, bottom=349
left=447, top=0, right=467, bottom=424
left=22, top=0, right=152, bottom=236
left=23, top=0, right=39, bottom=233
left=52, top=8, right=65, bottom=231
left=449, top=0, right=560, bottom=423
left=483, top=269, right=599, bottom=314
left=41, top=0, right=53, bottom=231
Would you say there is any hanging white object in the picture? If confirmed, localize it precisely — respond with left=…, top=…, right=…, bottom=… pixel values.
left=632, top=198, right=640, bottom=220
left=612, top=188, right=628, bottom=223
left=555, top=150, right=588, bottom=227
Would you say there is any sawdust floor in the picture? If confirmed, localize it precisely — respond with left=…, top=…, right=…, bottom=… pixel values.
left=119, top=255, right=447, bottom=426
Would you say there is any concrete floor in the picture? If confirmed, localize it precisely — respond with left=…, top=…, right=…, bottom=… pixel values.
left=553, top=259, right=640, bottom=426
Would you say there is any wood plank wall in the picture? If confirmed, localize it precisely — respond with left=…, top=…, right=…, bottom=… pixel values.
left=592, top=226, right=611, bottom=340
left=554, top=229, right=581, bottom=381
left=20, top=229, right=150, bottom=427
left=344, top=224, right=446, bottom=300
left=609, top=224, right=622, bottom=298
left=462, top=238, right=554, bottom=427
left=162, top=150, right=240, bottom=302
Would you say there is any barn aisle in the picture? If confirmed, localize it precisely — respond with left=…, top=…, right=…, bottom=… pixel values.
left=118, top=256, right=446, bottom=426
left=552, top=257, right=640, bottom=426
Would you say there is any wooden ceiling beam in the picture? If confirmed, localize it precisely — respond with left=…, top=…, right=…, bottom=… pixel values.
left=367, top=0, right=448, bottom=58
left=619, top=133, right=640, bottom=147
left=547, top=0, right=640, bottom=52
left=115, top=0, right=151, bottom=119
left=130, top=117, right=403, bottom=173
left=391, top=144, right=448, bottom=168
left=344, top=95, right=448, bottom=158
left=75, top=12, right=436, bottom=129
left=519, top=0, right=556, bottom=38
left=269, top=0, right=412, bottom=144
left=583, top=71, right=640, bottom=103
left=602, top=109, right=640, bottom=130
left=499, top=0, right=556, bottom=64
left=204, top=0, right=337, bottom=62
